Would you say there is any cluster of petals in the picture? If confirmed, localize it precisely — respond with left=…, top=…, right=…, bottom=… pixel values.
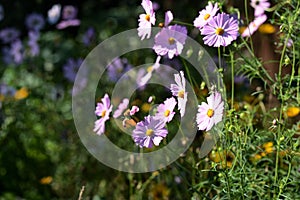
left=93, top=94, right=113, bottom=135
left=137, top=0, right=156, bottom=40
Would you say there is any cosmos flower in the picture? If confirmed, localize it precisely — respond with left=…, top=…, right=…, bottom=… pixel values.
left=63, top=58, right=83, bottom=82
left=113, top=98, right=129, bottom=118
left=250, top=0, right=270, bottom=17
left=107, top=58, right=132, bottom=82
left=82, top=27, right=95, bottom=46
left=240, top=14, right=267, bottom=37
left=47, top=4, right=61, bottom=24
left=94, top=94, right=113, bottom=135
left=154, top=97, right=177, bottom=123
left=170, top=71, right=187, bottom=117
left=0, top=27, right=20, bottom=44
left=194, top=2, right=219, bottom=29
left=137, top=0, right=156, bottom=40
left=25, top=13, right=45, bottom=31
left=130, top=106, right=140, bottom=116
left=159, top=10, right=173, bottom=28
left=56, top=19, right=80, bottom=29
left=196, top=91, right=224, bottom=131
left=132, top=115, right=168, bottom=148
left=153, top=25, right=187, bottom=59
left=201, top=13, right=239, bottom=47
left=139, top=56, right=161, bottom=86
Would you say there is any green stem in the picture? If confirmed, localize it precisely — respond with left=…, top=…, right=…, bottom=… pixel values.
left=230, top=49, right=235, bottom=109
left=172, top=20, right=194, bottom=27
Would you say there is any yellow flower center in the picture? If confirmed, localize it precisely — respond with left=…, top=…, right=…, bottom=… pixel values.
left=168, top=37, right=175, bottom=45
left=145, top=14, right=150, bottom=21
left=101, top=110, right=106, bottom=118
left=204, top=13, right=210, bottom=20
left=178, top=90, right=184, bottom=98
left=147, top=66, right=153, bottom=73
left=215, top=27, right=224, bottom=35
left=207, top=109, right=214, bottom=118
left=164, top=110, right=171, bottom=117
left=146, top=129, right=154, bottom=136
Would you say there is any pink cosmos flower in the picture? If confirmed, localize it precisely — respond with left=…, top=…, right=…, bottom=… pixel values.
left=139, top=56, right=161, bottom=86
left=194, top=2, right=219, bottom=29
left=137, top=0, right=156, bottom=40
left=163, top=10, right=173, bottom=27
left=241, top=14, right=267, bottom=37
left=132, top=115, right=168, bottom=148
left=154, top=97, right=177, bottom=123
left=196, top=91, right=224, bottom=131
left=201, top=13, right=239, bottom=47
left=94, top=94, right=113, bottom=135
left=153, top=25, right=187, bottom=59
left=170, top=71, right=187, bottom=117
left=113, top=98, right=129, bottom=118
left=251, top=0, right=270, bottom=17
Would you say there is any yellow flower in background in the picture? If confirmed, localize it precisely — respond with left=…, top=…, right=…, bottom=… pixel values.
left=258, top=23, right=276, bottom=34
left=14, top=87, right=29, bottom=100
left=150, top=183, right=170, bottom=200
left=286, top=107, right=300, bottom=117
left=209, top=150, right=235, bottom=168
left=263, top=142, right=274, bottom=154
left=0, top=94, right=4, bottom=101
left=40, top=176, right=53, bottom=185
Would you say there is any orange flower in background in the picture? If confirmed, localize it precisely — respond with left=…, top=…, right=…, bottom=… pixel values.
left=286, top=107, right=300, bottom=117
left=40, top=176, right=53, bottom=185
left=258, top=23, right=276, bottom=34
left=150, top=183, right=170, bottom=200
left=209, top=150, right=235, bottom=168
left=14, top=87, right=29, bottom=100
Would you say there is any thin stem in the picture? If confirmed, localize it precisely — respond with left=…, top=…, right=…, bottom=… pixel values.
left=230, top=49, right=235, bottom=109
left=172, top=20, right=194, bottom=27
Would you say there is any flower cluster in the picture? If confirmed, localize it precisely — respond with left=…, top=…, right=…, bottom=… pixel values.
left=194, top=2, right=239, bottom=47
left=241, top=0, right=270, bottom=37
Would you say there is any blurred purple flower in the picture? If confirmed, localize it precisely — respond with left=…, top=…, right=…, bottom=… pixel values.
left=56, top=19, right=80, bottom=29
left=28, top=31, right=40, bottom=57
left=132, top=115, right=168, bottom=148
left=47, top=4, right=61, bottom=24
left=170, top=71, right=187, bottom=117
left=94, top=94, right=113, bottom=135
left=0, top=4, right=4, bottom=22
left=0, top=83, right=15, bottom=96
left=1, top=47, right=13, bottom=64
left=10, top=39, right=23, bottom=64
left=241, top=14, right=267, bottom=37
left=139, top=56, right=161, bottom=86
left=62, top=5, right=78, bottom=20
left=130, top=106, right=139, bottom=116
left=234, top=75, right=249, bottom=85
left=154, top=97, right=176, bottom=123
left=25, top=13, right=45, bottom=31
left=196, top=91, right=224, bottom=131
left=113, top=98, right=129, bottom=118
left=194, top=2, right=219, bottom=29
left=153, top=25, right=187, bottom=59
left=82, top=27, right=95, bottom=46
left=63, top=58, right=83, bottom=82
left=251, top=0, right=270, bottom=17
left=107, top=58, right=132, bottom=82
left=201, top=13, right=239, bottom=47
left=0, top=28, right=20, bottom=44
left=137, top=0, right=156, bottom=40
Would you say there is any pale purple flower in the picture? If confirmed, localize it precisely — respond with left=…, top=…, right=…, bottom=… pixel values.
left=241, top=14, right=267, bottom=37
left=194, top=2, right=219, bottom=29
left=196, top=91, right=224, bottom=131
left=130, top=106, right=139, bottom=116
left=63, top=58, right=83, bottom=82
left=10, top=39, right=23, bottom=64
left=25, top=13, right=45, bottom=31
left=107, top=58, right=132, bottom=82
left=56, top=19, right=80, bottom=29
left=164, top=11, right=173, bottom=27
left=201, top=13, right=239, bottom=47
left=28, top=31, right=40, bottom=56
left=1, top=47, right=13, bottom=64
left=0, top=83, right=15, bottom=97
left=139, top=56, right=161, bottom=86
left=132, top=115, right=168, bottom=148
left=94, top=94, right=113, bottom=135
left=62, top=5, right=78, bottom=20
left=113, top=98, right=129, bottom=118
left=137, top=0, right=156, bottom=40
left=82, top=27, right=95, bottom=46
left=153, top=25, right=187, bottom=59
left=47, top=4, right=61, bottom=24
left=0, top=28, right=20, bottom=44
left=154, top=97, right=176, bottom=123
left=170, top=71, right=187, bottom=117
left=251, top=0, right=270, bottom=17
